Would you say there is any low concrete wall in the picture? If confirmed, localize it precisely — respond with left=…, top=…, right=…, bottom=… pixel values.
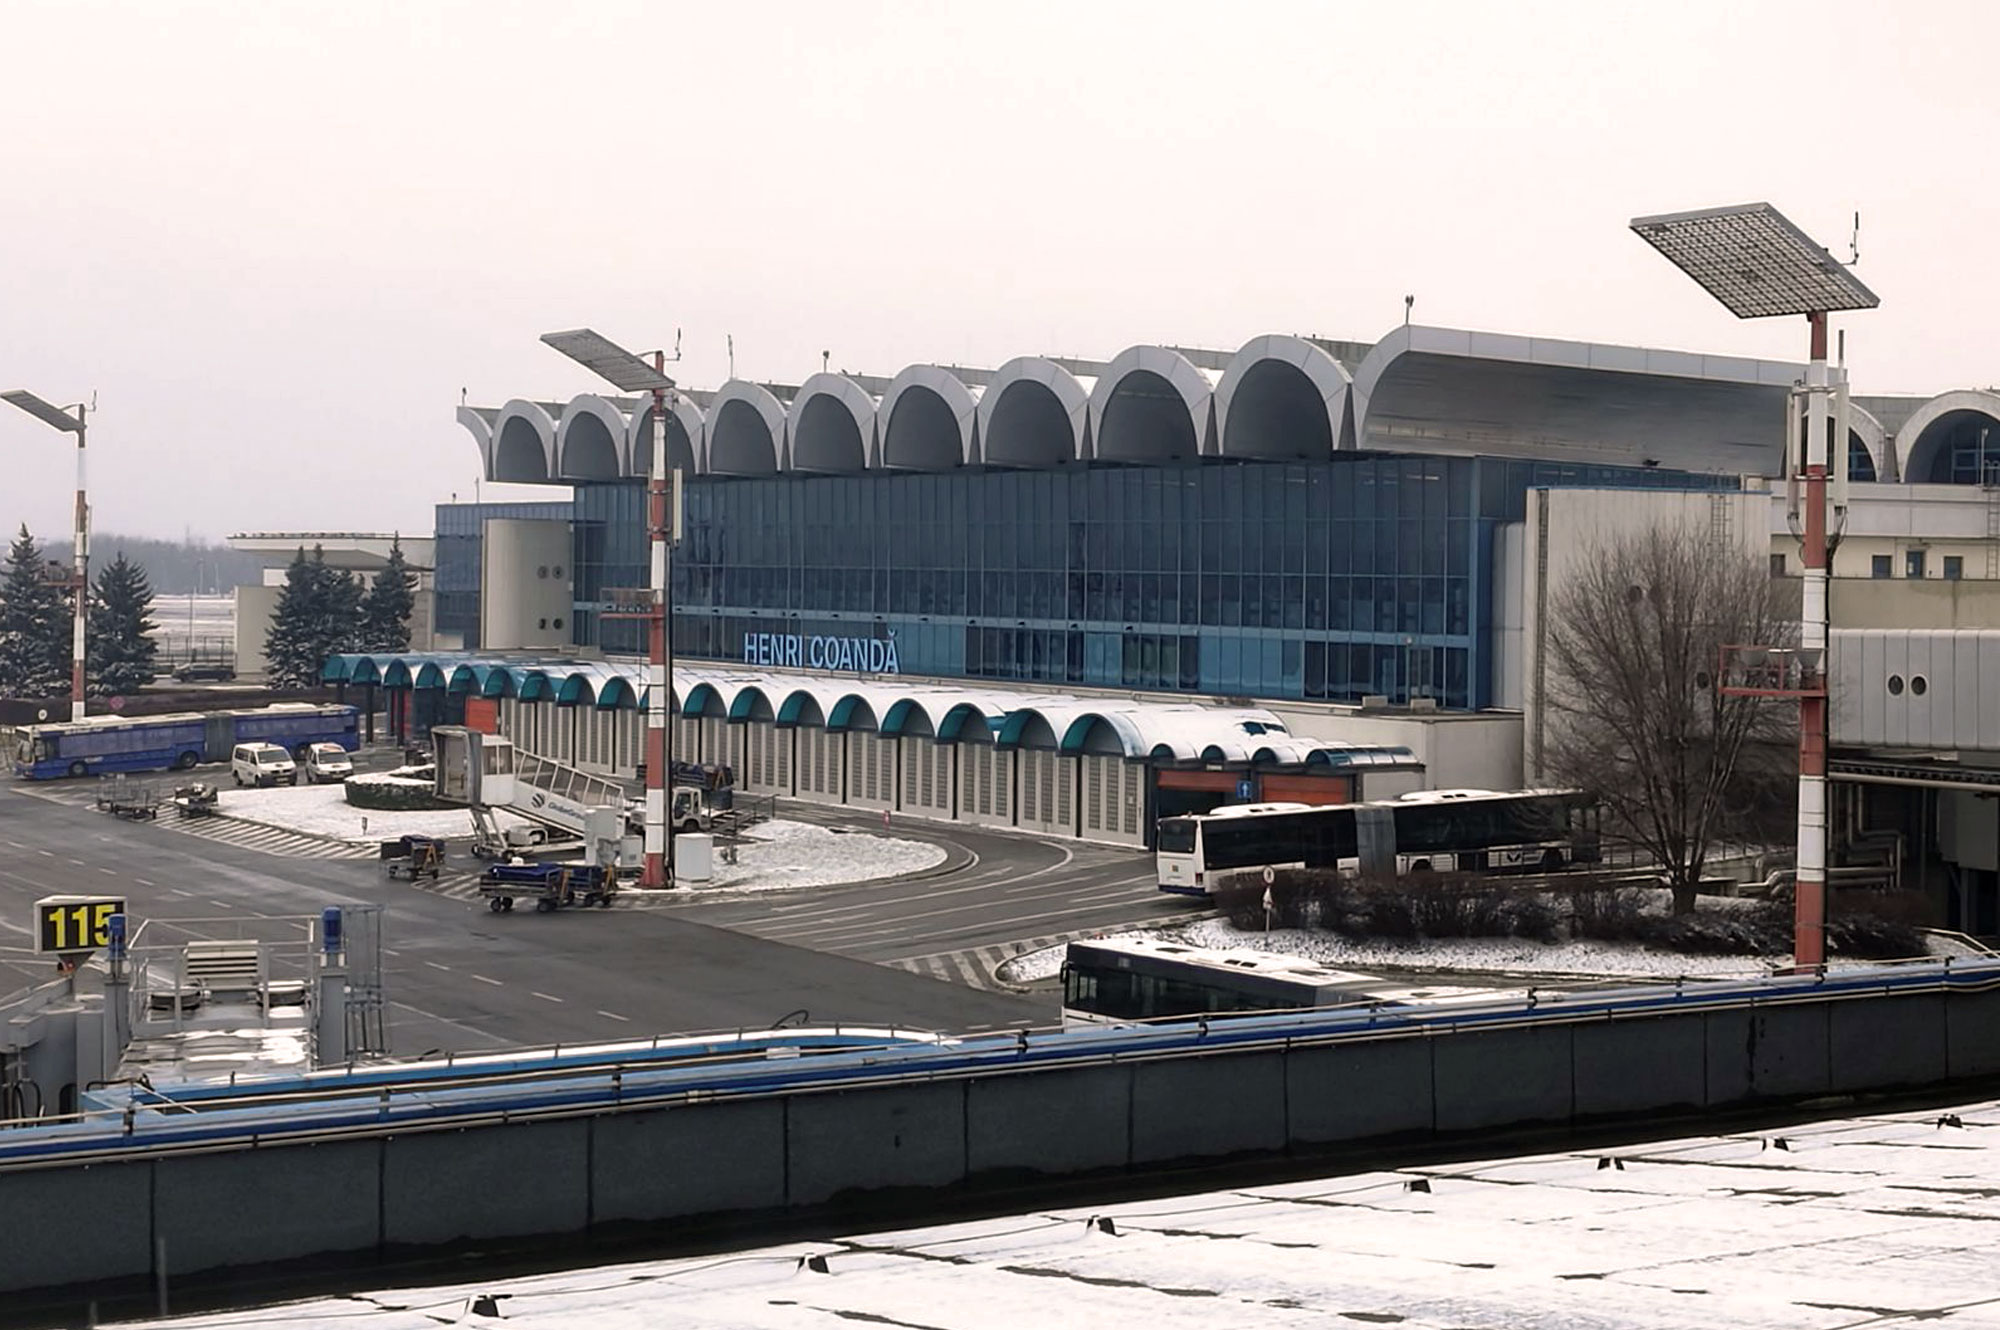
left=8, top=982, right=2000, bottom=1302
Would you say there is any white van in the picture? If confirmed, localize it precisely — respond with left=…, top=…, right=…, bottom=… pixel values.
left=231, top=742, right=297, bottom=787
left=301, top=742, right=355, bottom=784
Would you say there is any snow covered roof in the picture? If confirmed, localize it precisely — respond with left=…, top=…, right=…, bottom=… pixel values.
left=322, top=653, right=1420, bottom=767
left=146, top=1093, right=2000, bottom=1329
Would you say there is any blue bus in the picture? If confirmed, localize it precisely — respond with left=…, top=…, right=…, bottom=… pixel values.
left=11, top=704, right=360, bottom=781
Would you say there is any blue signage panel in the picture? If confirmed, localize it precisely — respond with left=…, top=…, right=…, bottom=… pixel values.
left=742, top=632, right=899, bottom=675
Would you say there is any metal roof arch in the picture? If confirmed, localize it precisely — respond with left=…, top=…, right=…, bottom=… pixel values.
left=1215, top=334, right=1353, bottom=460
left=555, top=394, right=630, bottom=479
left=707, top=380, right=788, bottom=475
left=976, top=357, right=1093, bottom=467
left=491, top=399, right=558, bottom=482
left=1894, top=390, right=2000, bottom=483
left=788, top=373, right=877, bottom=473
left=879, top=366, right=982, bottom=469
left=1088, top=346, right=1217, bottom=463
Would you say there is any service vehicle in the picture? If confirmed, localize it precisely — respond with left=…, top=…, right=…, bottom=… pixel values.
left=231, top=742, right=297, bottom=787
left=301, top=742, right=355, bottom=783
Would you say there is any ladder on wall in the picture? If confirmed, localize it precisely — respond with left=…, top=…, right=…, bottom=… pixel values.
left=1986, top=481, right=2000, bottom=581
left=1709, top=492, right=1734, bottom=551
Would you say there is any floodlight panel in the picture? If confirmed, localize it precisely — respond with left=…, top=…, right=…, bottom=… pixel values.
left=1, top=390, right=82, bottom=433
left=1630, top=203, right=1880, bottom=319
left=540, top=328, right=676, bottom=392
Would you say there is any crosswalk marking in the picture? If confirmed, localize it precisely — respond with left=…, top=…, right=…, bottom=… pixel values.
left=10, top=781, right=379, bottom=860
left=887, top=927, right=1125, bottom=992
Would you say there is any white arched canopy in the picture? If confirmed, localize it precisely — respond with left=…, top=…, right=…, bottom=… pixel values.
left=491, top=399, right=556, bottom=482
left=1089, top=346, right=1214, bottom=463
left=1895, top=390, right=2000, bottom=484
left=879, top=366, right=979, bottom=469
left=555, top=394, right=627, bottom=480
left=629, top=397, right=703, bottom=476
left=1214, top=334, right=1352, bottom=460
left=789, top=373, right=875, bottom=473
left=706, top=381, right=787, bottom=476
left=976, top=357, right=1091, bottom=467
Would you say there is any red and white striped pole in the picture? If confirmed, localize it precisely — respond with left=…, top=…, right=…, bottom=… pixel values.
left=643, top=360, right=674, bottom=889
left=1794, top=311, right=1831, bottom=969
left=70, top=406, right=89, bottom=722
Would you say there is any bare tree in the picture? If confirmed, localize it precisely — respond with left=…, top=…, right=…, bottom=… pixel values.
left=1543, top=521, right=1796, bottom=913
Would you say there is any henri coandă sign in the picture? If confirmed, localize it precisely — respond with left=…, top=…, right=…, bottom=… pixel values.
left=742, top=631, right=899, bottom=675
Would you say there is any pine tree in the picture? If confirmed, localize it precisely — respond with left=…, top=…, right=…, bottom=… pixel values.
left=360, top=536, right=416, bottom=652
left=264, top=545, right=363, bottom=688
left=87, top=552, right=160, bottom=697
left=0, top=525, right=72, bottom=698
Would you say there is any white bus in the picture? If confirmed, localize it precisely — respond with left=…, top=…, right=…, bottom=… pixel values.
left=1059, top=936, right=1516, bottom=1027
left=1155, top=788, right=1598, bottom=897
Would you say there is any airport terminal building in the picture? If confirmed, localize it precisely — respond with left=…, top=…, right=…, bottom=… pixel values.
left=321, top=323, right=2000, bottom=909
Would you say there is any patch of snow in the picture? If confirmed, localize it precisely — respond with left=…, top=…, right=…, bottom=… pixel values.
left=212, top=783, right=525, bottom=844
left=654, top=819, right=945, bottom=894
left=127, top=1097, right=2000, bottom=1330
left=999, top=892, right=1917, bottom=985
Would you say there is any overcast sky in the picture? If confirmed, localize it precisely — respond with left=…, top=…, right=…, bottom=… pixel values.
left=3, top=0, right=1994, bottom=543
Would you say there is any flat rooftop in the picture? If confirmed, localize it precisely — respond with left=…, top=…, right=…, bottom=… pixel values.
left=140, top=1094, right=2000, bottom=1328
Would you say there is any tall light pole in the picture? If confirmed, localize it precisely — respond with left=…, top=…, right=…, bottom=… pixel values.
left=2, top=390, right=90, bottom=722
left=541, top=328, right=683, bottom=890
left=1631, top=202, right=1880, bottom=970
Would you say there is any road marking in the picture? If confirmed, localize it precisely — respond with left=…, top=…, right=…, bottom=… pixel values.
left=170, top=888, right=193, bottom=897
left=3, top=840, right=23, bottom=849
left=471, top=974, right=502, bottom=987
left=135, top=878, right=154, bottom=886
left=382, top=947, right=401, bottom=957
left=67, top=858, right=85, bottom=866
left=425, top=961, right=451, bottom=972
left=208, top=899, right=233, bottom=909
left=98, top=867, right=117, bottom=876
left=532, top=991, right=564, bottom=1003
left=36, top=850, right=53, bottom=857
left=597, top=1009, right=631, bottom=1022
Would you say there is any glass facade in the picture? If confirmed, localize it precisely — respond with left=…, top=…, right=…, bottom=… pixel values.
left=434, top=501, right=573, bottom=649
left=569, top=458, right=1734, bottom=709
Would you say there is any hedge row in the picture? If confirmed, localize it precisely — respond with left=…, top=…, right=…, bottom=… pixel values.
left=1213, top=870, right=1927, bottom=960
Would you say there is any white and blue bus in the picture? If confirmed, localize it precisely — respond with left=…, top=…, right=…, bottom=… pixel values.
left=1155, top=788, right=1598, bottom=896
left=11, top=703, right=359, bottom=781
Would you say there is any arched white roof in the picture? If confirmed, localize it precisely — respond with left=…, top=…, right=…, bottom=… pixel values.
left=706, top=380, right=788, bottom=475
left=628, top=395, right=707, bottom=476
left=1088, top=345, right=1216, bottom=463
left=555, top=394, right=630, bottom=479
left=879, top=365, right=982, bottom=469
left=490, top=399, right=557, bottom=482
left=1848, top=401, right=1889, bottom=481
left=1894, top=389, right=2000, bottom=483
left=788, top=372, right=877, bottom=473
left=976, top=357, right=1093, bottom=467
left=1214, top=334, right=1354, bottom=460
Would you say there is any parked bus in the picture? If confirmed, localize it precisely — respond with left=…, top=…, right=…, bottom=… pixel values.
left=1059, top=937, right=1516, bottom=1027
left=1061, top=937, right=1385, bottom=1025
left=11, top=703, right=359, bottom=780
left=1155, top=788, right=1597, bottom=896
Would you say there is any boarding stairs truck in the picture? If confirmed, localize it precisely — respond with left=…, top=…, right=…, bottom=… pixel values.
left=429, top=726, right=730, bottom=870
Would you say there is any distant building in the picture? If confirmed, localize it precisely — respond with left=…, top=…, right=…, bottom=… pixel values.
left=225, top=533, right=436, bottom=677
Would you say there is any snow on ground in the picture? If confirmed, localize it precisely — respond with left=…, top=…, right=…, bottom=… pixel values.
left=212, top=783, right=523, bottom=844
left=123, top=1096, right=2000, bottom=1330
left=999, top=890, right=1926, bottom=985
left=213, top=784, right=943, bottom=889
left=675, top=818, right=945, bottom=893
